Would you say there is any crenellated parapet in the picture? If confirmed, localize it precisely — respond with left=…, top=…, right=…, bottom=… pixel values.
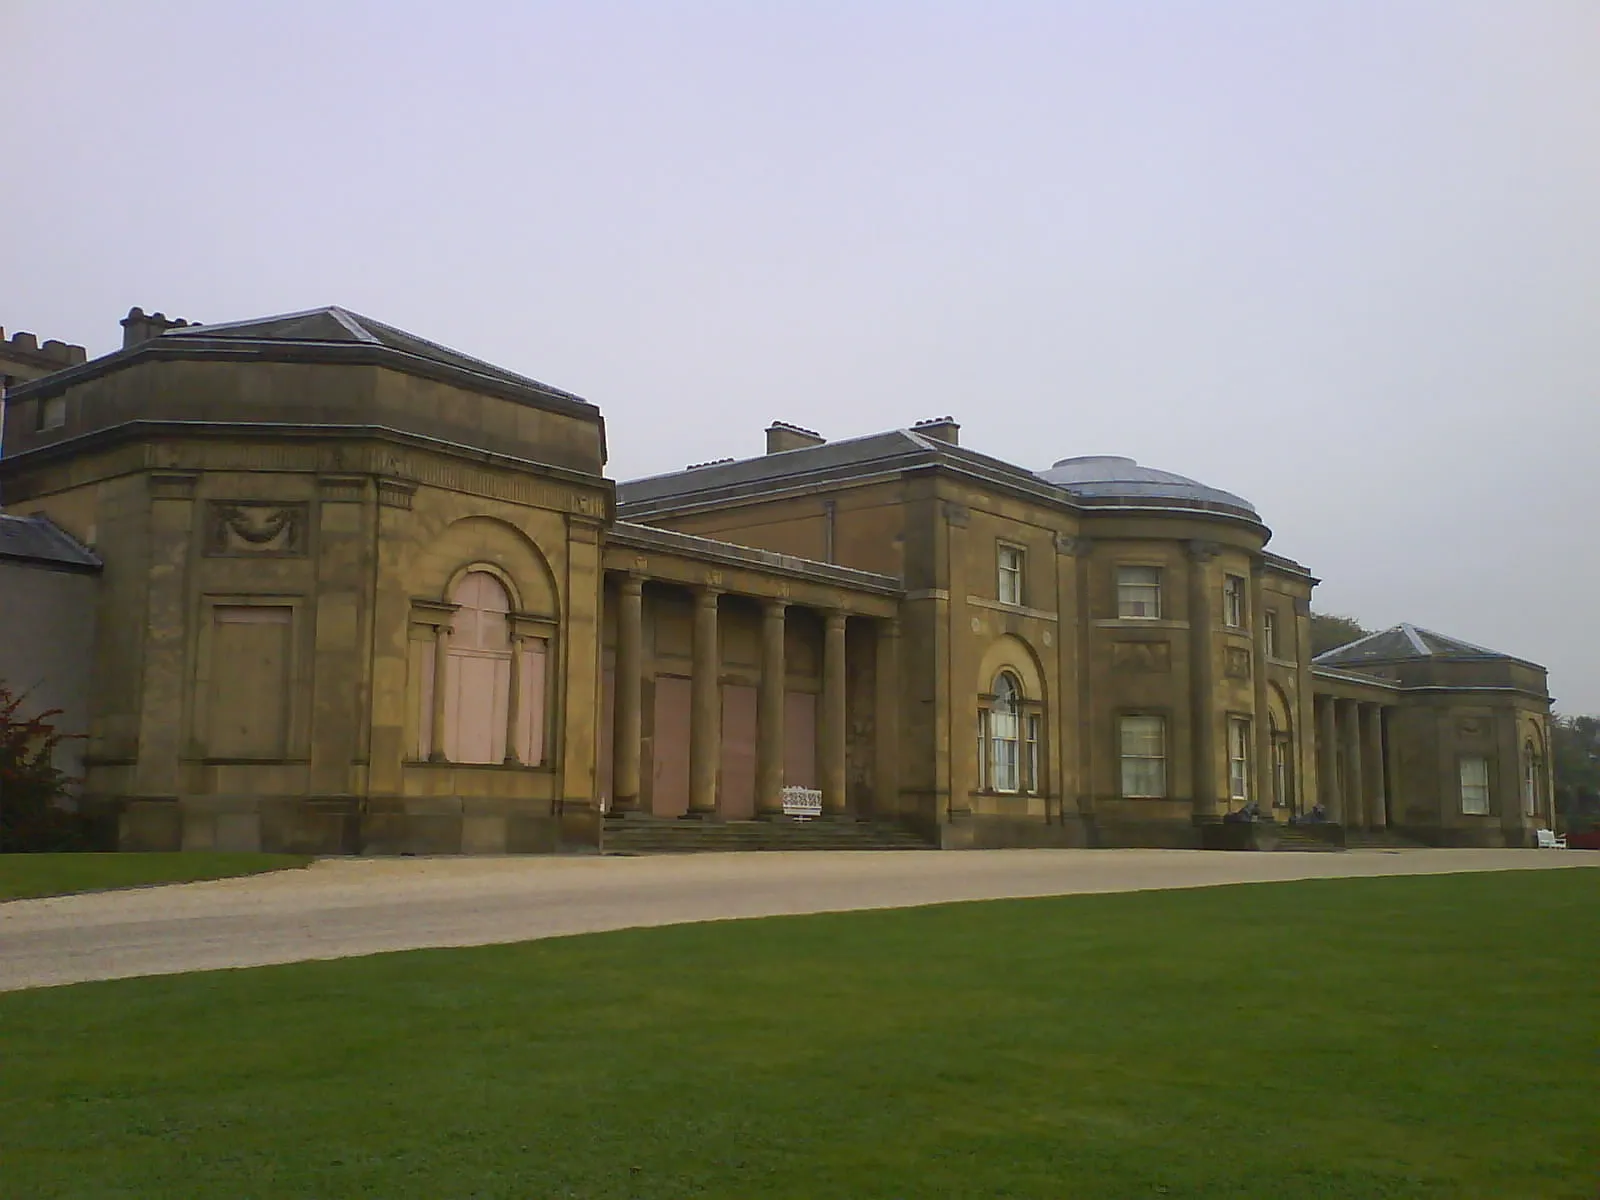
left=0, top=327, right=89, bottom=372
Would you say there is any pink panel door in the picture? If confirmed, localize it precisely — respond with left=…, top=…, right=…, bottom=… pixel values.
left=784, top=690, right=817, bottom=788
left=720, top=684, right=758, bottom=819
left=651, top=675, right=692, bottom=817
left=447, top=654, right=507, bottom=764
left=517, top=638, right=548, bottom=765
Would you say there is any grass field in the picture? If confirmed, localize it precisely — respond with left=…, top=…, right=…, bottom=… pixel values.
left=2, top=868, right=1595, bottom=1198
left=0, top=852, right=313, bottom=901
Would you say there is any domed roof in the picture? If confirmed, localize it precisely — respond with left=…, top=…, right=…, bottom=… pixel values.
left=1035, top=455, right=1257, bottom=517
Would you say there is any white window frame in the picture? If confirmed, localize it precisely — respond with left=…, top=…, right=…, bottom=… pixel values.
left=1228, top=716, right=1251, bottom=802
left=1263, top=610, right=1278, bottom=658
left=1119, top=714, right=1167, bottom=798
left=1522, top=742, right=1538, bottom=817
left=979, top=672, right=1041, bottom=796
left=1459, top=755, right=1491, bottom=815
left=1223, top=575, right=1246, bottom=629
left=997, top=544, right=1024, bottom=607
left=1117, top=566, right=1162, bottom=620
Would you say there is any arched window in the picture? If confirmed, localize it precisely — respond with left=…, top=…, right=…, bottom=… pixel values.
left=426, top=570, right=549, bottom=766
left=978, top=672, right=1041, bottom=794
left=1270, top=711, right=1293, bottom=811
left=1522, top=739, right=1540, bottom=817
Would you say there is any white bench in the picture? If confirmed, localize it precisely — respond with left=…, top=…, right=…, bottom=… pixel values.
left=1535, top=829, right=1568, bottom=850
left=780, top=786, right=823, bottom=820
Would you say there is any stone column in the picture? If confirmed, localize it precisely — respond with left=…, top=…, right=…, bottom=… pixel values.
left=1341, top=699, right=1364, bottom=829
left=1316, top=694, right=1338, bottom=820
left=1362, top=704, right=1387, bottom=830
left=503, top=632, right=524, bottom=764
left=1186, top=541, right=1220, bottom=817
left=688, top=587, right=721, bottom=816
left=873, top=616, right=901, bottom=819
left=429, top=619, right=452, bottom=762
left=756, top=599, right=787, bottom=815
left=1250, top=562, right=1273, bottom=814
left=822, top=609, right=849, bottom=814
left=610, top=575, right=644, bottom=814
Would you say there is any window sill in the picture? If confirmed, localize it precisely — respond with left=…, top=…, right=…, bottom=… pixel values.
left=1094, top=618, right=1189, bottom=630
left=405, top=759, right=554, bottom=772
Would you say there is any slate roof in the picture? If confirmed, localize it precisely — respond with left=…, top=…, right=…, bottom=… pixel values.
left=618, top=429, right=1265, bottom=526
left=0, top=513, right=101, bottom=571
left=160, top=307, right=591, bottom=407
left=1314, top=623, right=1528, bottom=668
left=618, top=428, right=1055, bottom=514
left=1035, top=455, right=1257, bottom=516
left=3, top=306, right=595, bottom=419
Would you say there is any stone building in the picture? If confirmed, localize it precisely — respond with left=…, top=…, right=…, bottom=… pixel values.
left=0, top=306, right=1557, bottom=852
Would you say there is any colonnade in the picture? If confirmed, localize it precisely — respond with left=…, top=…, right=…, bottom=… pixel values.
left=608, top=573, right=893, bottom=818
left=1313, top=694, right=1391, bottom=829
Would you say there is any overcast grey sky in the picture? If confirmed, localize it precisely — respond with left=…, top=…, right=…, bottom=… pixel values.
left=5, top=1, right=1597, bottom=710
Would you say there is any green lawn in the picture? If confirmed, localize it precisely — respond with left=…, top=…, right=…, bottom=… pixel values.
left=2, top=869, right=1596, bottom=1199
left=0, top=852, right=313, bottom=901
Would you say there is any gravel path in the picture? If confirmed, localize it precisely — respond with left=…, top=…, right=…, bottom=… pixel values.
left=2, top=848, right=1594, bottom=992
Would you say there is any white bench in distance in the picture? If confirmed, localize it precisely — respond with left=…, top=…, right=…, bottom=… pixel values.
left=781, top=786, right=823, bottom=820
left=1535, top=828, right=1568, bottom=849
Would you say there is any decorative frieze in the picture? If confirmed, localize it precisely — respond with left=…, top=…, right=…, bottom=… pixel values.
left=1054, top=533, right=1092, bottom=557
left=1225, top=646, right=1253, bottom=680
left=148, top=471, right=199, bottom=501
left=1112, top=640, right=1171, bottom=673
left=205, top=501, right=308, bottom=556
left=317, top=475, right=367, bottom=503
left=376, top=478, right=417, bottom=510
left=1186, top=539, right=1222, bottom=563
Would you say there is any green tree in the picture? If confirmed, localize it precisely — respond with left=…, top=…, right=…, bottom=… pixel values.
left=1310, top=612, right=1370, bottom=657
left=0, top=680, right=87, bottom=853
left=1551, top=713, right=1600, bottom=827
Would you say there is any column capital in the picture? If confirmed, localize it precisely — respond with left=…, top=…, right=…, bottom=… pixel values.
left=761, top=596, right=788, bottom=616
left=694, top=585, right=722, bottom=604
left=619, top=572, right=645, bottom=597
left=824, top=608, right=849, bottom=632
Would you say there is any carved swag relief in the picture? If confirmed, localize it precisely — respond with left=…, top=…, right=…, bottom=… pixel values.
left=206, top=501, right=308, bottom=557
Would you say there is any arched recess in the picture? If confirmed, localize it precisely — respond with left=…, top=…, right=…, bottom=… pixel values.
left=1521, top=720, right=1547, bottom=819
left=1267, top=683, right=1295, bottom=813
left=412, top=517, right=561, bottom=764
left=424, top=516, right=560, bottom=620
left=975, top=635, right=1048, bottom=796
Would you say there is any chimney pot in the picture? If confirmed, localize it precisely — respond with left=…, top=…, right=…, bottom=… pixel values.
left=121, top=306, right=190, bottom=349
left=765, top=421, right=826, bottom=455
left=912, top=416, right=961, bottom=445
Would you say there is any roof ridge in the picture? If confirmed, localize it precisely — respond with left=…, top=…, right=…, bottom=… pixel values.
left=326, top=307, right=382, bottom=344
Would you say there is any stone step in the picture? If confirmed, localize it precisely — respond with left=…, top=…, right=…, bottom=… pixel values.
left=602, top=816, right=932, bottom=854
left=1343, top=830, right=1428, bottom=850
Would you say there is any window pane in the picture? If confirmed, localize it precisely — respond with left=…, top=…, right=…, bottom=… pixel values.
left=1460, top=756, right=1490, bottom=814
left=1117, top=566, right=1162, bottom=619
left=1120, top=715, right=1163, bottom=756
left=1121, top=757, right=1165, bottom=798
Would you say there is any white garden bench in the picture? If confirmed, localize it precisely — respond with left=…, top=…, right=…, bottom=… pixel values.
left=1535, top=828, right=1568, bottom=850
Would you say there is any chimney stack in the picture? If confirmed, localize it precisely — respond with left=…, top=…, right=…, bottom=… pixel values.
left=120, top=306, right=195, bottom=349
left=765, top=421, right=826, bottom=455
left=912, top=416, right=960, bottom=445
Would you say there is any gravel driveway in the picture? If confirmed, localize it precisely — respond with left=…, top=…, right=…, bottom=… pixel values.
left=2, top=848, right=1594, bottom=992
